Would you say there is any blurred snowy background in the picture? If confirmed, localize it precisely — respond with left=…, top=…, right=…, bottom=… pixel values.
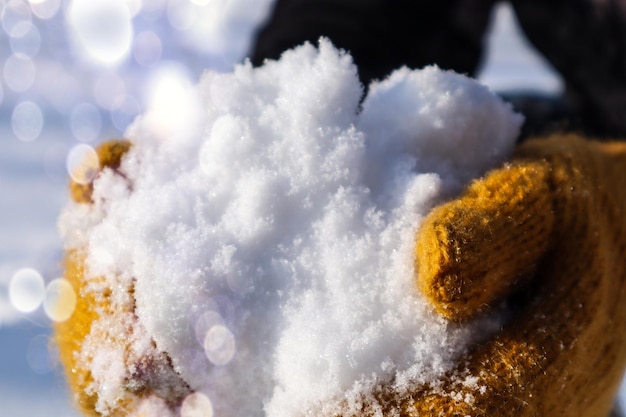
left=0, top=0, right=610, bottom=416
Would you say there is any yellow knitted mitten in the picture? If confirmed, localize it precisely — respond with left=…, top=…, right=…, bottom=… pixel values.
left=411, top=133, right=626, bottom=416
left=55, top=135, right=626, bottom=416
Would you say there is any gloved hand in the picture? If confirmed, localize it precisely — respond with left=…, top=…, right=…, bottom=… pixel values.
left=407, top=133, right=626, bottom=416
left=58, top=139, right=196, bottom=416
left=55, top=134, right=626, bottom=416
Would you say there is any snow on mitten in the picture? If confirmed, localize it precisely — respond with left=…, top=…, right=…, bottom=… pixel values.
left=69, top=140, right=132, bottom=204
left=56, top=41, right=593, bottom=417
left=57, top=133, right=626, bottom=417
left=57, top=140, right=192, bottom=416
left=410, top=134, right=626, bottom=416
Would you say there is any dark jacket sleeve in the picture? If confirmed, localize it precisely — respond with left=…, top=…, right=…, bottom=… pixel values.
left=250, top=0, right=494, bottom=86
left=512, top=0, right=626, bottom=137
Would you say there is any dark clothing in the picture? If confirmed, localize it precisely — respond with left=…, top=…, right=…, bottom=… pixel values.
left=251, top=0, right=492, bottom=85
left=513, top=0, right=626, bottom=138
left=250, top=0, right=626, bottom=139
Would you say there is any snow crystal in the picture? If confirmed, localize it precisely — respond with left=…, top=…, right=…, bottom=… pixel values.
left=58, top=39, right=522, bottom=417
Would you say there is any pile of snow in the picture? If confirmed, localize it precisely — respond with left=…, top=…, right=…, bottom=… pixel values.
left=58, top=39, right=522, bottom=417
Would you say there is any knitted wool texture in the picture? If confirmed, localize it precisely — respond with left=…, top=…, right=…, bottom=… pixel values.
left=412, top=134, right=626, bottom=416
left=55, top=134, right=626, bottom=416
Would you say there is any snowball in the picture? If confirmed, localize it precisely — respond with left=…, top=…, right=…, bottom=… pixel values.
left=58, top=39, right=522, bottom=417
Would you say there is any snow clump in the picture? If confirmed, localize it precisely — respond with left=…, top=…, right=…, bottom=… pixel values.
left=58, top=39, right=523, bottom=417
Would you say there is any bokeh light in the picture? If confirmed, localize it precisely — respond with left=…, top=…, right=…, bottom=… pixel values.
left=28, top=0, right=62, bottom=20
left=66, top=143, right=99, bottom=185
left=4, top=53, right=36, bottom=92
left=181, top=392, right=214, bottom=417
left=144, top=62, right=196, bottom=138
left=175, top=0, right=232, bottom=57
left=1, top=0, right=32, bottom=37
left=203, top=325, right=236, bottom=366
left=194, top=310, right=224, bottom=345
left=67, top=0, right=134, bottom=65
left=133, top=30, right=162, bottom=67
left=110, top=94, right=141, bottom=132
left=29, top=60, right=81, bottom=113
left=12, top=101, right=44, bottom=141
left=9, top=21, right=41, bottom=57
left=43, top=278, right=77, bottom=322
left=26, top=334, right=55, bottom=374
left=140, top=0, right=167, bottom=15
left=167, top=0, right=196, bottom=31
left=43, top=143, right=70, bottom=182
left=93, top=71, right=126, bottom=111
left=70, top=102, right=102, bottom=142
left=9, top=268, right=45, bottom=313
left=124, top=0, right=142, bottom=18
